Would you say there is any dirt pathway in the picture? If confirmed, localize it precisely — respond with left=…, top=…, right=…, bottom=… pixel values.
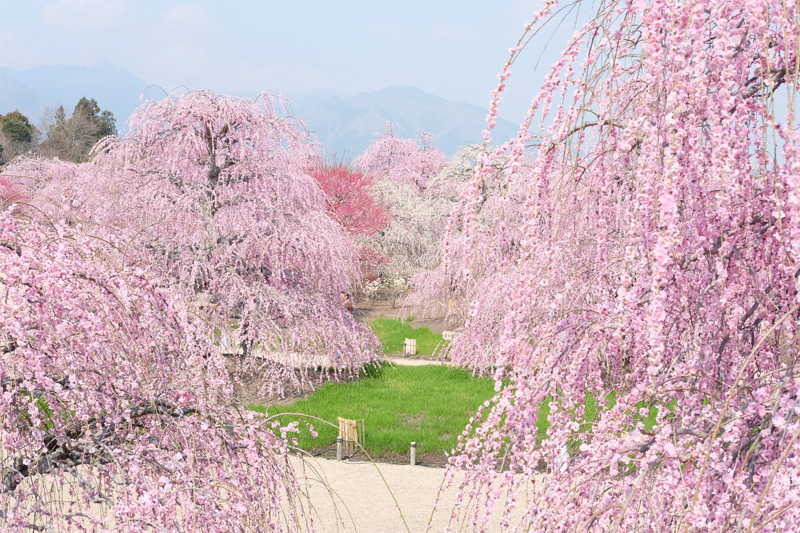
left=354, top=299, right=455, bottom=335
left=291, top=455, right=524, bottom=533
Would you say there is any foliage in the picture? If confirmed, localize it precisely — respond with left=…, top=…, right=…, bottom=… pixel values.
left=72, top=96, right=116, bottom=139
left=38, top=98, right=116, bottom=162
left=369, top=317, right=445, bottom=356
left=0, top=111, right=37, bottom=164
left=0, top=111, right=33, bottom=144
left=0, top=209, right=310, bottom=531
left=439, top=0, right=800, bottom=531
left=253, top=364, right=497, bottom=456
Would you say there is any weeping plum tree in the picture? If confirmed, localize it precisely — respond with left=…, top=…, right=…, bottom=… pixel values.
left=6, top=91, right=381, bottom=396
left=354, top=127, right=448, bottom=287
left=356, top=126, right=446, bottom=193
left=439, top=0, right=800, bottom=531
left=0, top=209, right=310, bottom=531
left=405, top=144, right=530, bottom=340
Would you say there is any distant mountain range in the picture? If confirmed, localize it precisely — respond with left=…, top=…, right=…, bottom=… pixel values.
left=0, top=63, right=519, bottom=156
left=295, top=85, right=518, bottom=157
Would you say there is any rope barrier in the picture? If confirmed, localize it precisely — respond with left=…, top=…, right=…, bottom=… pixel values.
left=381, top=344, right=447, bottom=350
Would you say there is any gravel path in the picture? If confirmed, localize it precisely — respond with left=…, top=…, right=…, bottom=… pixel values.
left=17, top=456, right=522, bottom=532
left=289, top=315, right=485, bottom=532
left=291, top=455, right=523, bottom=533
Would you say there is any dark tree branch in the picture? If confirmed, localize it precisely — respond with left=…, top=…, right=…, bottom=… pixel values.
left=1, top=401, right=198, bottom=493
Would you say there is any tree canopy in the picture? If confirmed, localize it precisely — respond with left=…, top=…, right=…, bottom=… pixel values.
left=310, top=162, right=391, bottom=280
left=0, top=90, right=382, bottom=530
left=38, top=98, right=117, bottom=162
left=0, top=210, right=309, bottom=531
left=72, top=96, right=116, bottom=139
left=0, top=111, right=33, bottom=144
left=4, top=90, right=380, bottom=397
left=354, top=128, right=448, bottom=281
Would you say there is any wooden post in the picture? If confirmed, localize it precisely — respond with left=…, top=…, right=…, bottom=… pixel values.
left=357, top=419, right=365, bottom=445
left=336, top=436, right=343, bottom=461
left=338, top=417, right=359, bottom=452
left=410, top=442, right=416, bottom=466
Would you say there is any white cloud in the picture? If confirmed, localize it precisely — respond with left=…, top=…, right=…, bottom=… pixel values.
left=42, top=0, right=127, bottom=28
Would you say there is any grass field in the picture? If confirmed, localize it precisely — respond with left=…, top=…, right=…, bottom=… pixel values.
left=249, top=364, right=497, bottom=455
left=369, top=317, right=445, bottom=356
left=247, top=314, right=664, bottom=462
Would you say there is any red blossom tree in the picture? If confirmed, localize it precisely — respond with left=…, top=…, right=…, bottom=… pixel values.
left=310, top=163, right=390, bottom=280
left=437, top=0, right=800, bottom=531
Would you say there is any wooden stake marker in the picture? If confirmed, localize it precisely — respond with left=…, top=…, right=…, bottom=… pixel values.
left=337, top=417, right=364, bottom=454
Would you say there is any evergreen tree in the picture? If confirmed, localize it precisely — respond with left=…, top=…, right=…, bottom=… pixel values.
left=0, top=111, right=33, bottom=143
left=73, top=96, right=117, bottom=140
left=39, top=99, right=117, bottom=162
left=0, top=110, right=36, bottom=164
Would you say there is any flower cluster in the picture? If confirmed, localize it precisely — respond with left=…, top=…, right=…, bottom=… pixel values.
left=354, top=126, right=449, bottom=281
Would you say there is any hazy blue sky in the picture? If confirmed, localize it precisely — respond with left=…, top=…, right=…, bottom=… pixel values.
left=0, top=0, right=594, bottom=124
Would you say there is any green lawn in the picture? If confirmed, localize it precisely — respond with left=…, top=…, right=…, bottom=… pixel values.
left=249, top=364, right=497, bottom=455
left=247, top=311, right=666, bottom=462
left=369, top=317, right=445, bottom=356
